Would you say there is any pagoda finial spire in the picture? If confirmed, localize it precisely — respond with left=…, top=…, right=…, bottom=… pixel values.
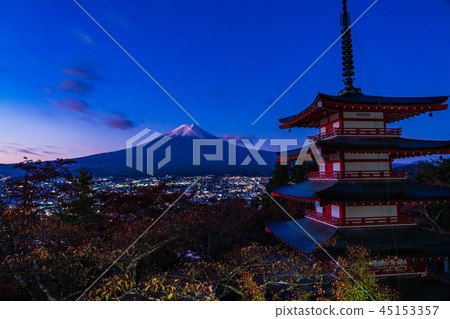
left=338, top=0, right=361, bottom=96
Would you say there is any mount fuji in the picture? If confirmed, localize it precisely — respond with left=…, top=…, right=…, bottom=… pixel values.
left=166, top=124, right=217, bottom=139
left=0, top=125, right=277, bottom=177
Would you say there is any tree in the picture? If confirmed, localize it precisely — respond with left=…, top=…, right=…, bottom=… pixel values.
left=269, top=162, right=290, bottom=187
left=331, top=246, right=398, bottom=301
left=290, top=161, right=317, bottom=184
left=82, top=244, right=398, bottom=301
left=0, top=158, right=398, bottom=301
left=414, top=156, right=450, bottom=186
left=6, top=158, right=75, bottom=215
left=409, top=157, right=450, bottom=231
left=262, top=162, right=289, bottom=207
left=83, top=244, right=330, bottom=301
left=0, top=199, right=6, bottom=214
left=0, top=183, right=190, bottom=300
left=261, top=160, right=316, bottom=218
left=62, top=167, right=97, bottom=224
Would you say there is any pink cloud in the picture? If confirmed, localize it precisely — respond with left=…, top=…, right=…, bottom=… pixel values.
left=62, top=67, right=90, bottom=78
left=57, top=79, right=92, bottom=95
left=1, top=142, right=21, bottom=146
left=42, top=150, right=60, bottom=155
left=41, top=86, right=54, bottom=94
left=103, top=115, right=136, bottom=130
left=220, top=133, right=256, bottom=143
left=62, top=63, right=103, bottom=81
left=78, top=31, right=93, bottom=44
left=47, top=98, right=92, bottom=114
left=17, top=148, right=42, bottom=156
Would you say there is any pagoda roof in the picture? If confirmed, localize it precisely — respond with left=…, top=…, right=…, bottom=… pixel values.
left=278, top=137, right=450, bottom=160
left=265, top=218, right=337, bottom=253
left=265, top=218, right=450, bottom=258
left=279, top=93, right=448, bottom=128
left=271, top=180, right=450, bottom=204
left=316, top=93, right=448, bottom=106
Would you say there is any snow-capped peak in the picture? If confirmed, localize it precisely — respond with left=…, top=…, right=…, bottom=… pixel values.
left=166, top=124, right=217, bottom=139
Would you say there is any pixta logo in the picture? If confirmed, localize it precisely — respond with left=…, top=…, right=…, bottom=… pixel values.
left=126, top=128, right=324, bottom=176
left=126, top=129, right=172, bottom=176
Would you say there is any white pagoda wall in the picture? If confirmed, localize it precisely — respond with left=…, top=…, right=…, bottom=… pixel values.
left=329, top=153, right=340, bottom=161
left=344, top=161, right=390, bottom=171
left=343, top=121, right=384, bottom=129
left=344, top=154, right=389, bottom=160
left=345, top=205, right=397, bottom=218
left=319, top=113, right=340, bottom=125
left=344, top=153, right=390, bottom=172
left=342, top=111, right=384, bottom=129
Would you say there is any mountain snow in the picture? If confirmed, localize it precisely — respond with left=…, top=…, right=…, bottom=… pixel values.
left=166, top=124, right=217, bottom=139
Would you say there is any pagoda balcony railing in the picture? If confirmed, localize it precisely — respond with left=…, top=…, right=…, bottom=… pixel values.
left=308, top=127, right=401, bottom=140
left=308, top=170, right=407, bottom=180
left=304, top=209, right=416, bottom=227
left=370, top=260, right=427, bottom=277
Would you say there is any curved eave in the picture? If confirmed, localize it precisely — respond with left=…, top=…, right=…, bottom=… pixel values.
left=320, top=147, right=450, bottom=160
left=265, top=219, right=450, bottom=257
left=271, top=191, right=317, bottom=202
left=277, top=147, right=450, bottom=163
left=277, top=138, right=450, bottom=162
left=320, top=93, right=449, bottom=105
left=328, top=101, right=448, bottom=124
left=279, top=93, right=449, bottom=129
left=273, top=191, right=450, bottom=205
left=272, top=181, right=450, bottom=203
left=279, top=94, right=322, bottom=129
left=271, top=181, right=336, bottom=202
left=318, top=137, right=450, bottom=159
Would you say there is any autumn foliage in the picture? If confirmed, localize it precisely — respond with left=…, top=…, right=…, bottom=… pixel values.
left=0, top=159, right=396, bottom=301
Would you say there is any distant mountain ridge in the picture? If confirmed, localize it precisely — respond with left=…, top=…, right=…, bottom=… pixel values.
left=392, top=162, right=422, bottom=174
left=0, top=125, right=277, bottom=177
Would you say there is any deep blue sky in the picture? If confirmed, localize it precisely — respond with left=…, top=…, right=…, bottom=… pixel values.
left=0, top=0, right=449, bottom=163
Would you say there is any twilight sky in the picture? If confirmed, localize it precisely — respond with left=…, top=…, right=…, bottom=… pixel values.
left=0, top=0, right=449, bottom=164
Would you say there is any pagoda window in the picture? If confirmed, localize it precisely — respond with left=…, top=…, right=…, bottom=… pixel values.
left=344, top=153, right=389, bottom=160
left=319, top=164, right=326, bottom=173
left=343, top=120, right=384, bottom=129
left=342, top=111, right=385, bottom=129
left=332, top=162, right=341, bottom=172
left=331, top=205, right=340, bottom=218
left=345, top=205, right=398, bottom=218
left=343, top=111, right=384, bottom=119
left=329, top=153, right=340, bottom=161
left=344, top=161, right=390, bottom=172
left=315, top=201, right=323, bottom=214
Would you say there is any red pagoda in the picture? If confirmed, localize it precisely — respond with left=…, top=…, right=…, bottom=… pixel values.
left=266, top=0, right=450, bottom=279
